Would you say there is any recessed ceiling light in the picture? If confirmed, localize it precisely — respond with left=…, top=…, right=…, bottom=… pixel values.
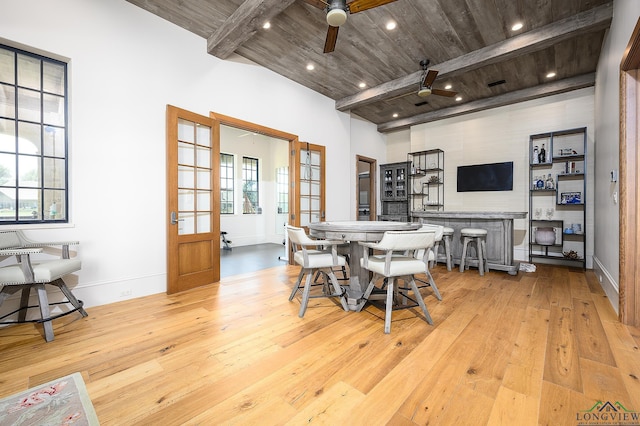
left=455, top=96, right=462, bottom=102
left=306, top=63, right=315, bottom=71
left=359, top=82, right=366, bottom=88
left=546, top=72, right=556, bottom=78
left=386, top=21, right=397, bottom=30
left=445, top=84, right=452, bottom=90
left=392, top=113, right=398, bottom=118
left=263, top=22, right=271, bottom=29
left=511, top=22, right=523, bottom=31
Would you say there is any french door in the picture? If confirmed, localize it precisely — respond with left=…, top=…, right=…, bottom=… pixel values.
left=290, top=141, right=326, bottom=228
left=166, top=105, right=220, bottom=294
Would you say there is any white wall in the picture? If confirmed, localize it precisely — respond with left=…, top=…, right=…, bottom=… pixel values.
left=406, top=88, right=595, bottom=264
left=593, top=0, right=640, bottom=313
left=0, top=0, right=368, bottom=308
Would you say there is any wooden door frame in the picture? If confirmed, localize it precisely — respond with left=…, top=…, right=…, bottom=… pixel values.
left=356, top=155, right=377, bottom=221
left=619, top=18, right=640, bottom=327
left=209, top=112, right=299, bottom=265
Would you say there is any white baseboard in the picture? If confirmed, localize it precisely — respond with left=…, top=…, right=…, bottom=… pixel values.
left=0, top=273, right=166, bottom=324
left=591, top=256, right=619, bottom=315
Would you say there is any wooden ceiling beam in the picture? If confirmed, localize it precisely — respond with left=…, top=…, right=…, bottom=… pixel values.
left=207, top=0, right=297, bottom=59
left=336, top=2, right=612, bottom=112
left=376, top=73, right=596, bottom=133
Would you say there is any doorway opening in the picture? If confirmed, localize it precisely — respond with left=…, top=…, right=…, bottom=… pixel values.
left=357, top=155, right=377, bottom=221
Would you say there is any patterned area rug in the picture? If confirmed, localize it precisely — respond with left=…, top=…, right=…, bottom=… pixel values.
left=0, top=372, right=99, bottom=425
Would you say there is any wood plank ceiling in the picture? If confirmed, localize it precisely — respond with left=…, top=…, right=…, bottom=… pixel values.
left=126, top=0, right=612, bottom=133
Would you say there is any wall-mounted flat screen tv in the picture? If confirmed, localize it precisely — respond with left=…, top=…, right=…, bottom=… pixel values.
left=457, top=161, right=514, bottom=192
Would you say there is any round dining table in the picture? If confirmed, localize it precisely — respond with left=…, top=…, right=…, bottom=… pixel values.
left=308, top=220, right=421, bottom=310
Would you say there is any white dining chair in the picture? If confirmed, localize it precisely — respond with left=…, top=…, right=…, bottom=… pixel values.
left=357, top=229, right=436, bottom=333
left=286, top=225, right=348, bottom=317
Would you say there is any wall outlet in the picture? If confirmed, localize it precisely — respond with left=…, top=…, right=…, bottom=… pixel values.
left=120, top=289, right=132, bottom=297
left=599, top=275, right=603, bottom=283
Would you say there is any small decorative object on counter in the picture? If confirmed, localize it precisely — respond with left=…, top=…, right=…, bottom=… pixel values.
left=428, top=175, right=439, bottom=183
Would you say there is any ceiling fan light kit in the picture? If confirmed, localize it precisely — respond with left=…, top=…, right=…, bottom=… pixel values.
left=418, top=87, right=432, bottom=97
left=326, top=8, right=347, bottom=26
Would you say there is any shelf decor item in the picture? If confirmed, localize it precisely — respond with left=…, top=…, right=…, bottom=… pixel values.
left=563, top=250, right=581, bottom=259
left=560, top=191, right=582, bottom=204
left=535, top=227, right=556, bottom=245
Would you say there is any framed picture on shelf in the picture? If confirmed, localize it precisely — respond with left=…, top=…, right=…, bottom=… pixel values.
left=560, top=191, right=582, bottom=204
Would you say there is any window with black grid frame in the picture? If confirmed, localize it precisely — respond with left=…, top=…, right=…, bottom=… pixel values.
left=0, top=44, right=68, bottom=224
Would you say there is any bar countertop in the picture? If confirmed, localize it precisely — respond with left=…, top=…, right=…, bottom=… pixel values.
left=411, top=211, right=527, bottom=219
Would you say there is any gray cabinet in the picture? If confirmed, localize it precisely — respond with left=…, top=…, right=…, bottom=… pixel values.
left=379, top=162, right=408, bottom=221
left=529, top=127, right=586, bottom=267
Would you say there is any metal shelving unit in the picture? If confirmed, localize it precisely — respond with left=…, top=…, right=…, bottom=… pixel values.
left=529, top=127, right=586, bottom=267
left=408, top=149, right=444, bottom=220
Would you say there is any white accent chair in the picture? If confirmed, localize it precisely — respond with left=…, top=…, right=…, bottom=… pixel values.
left=357, top=229, right=437, bottom=333
left=0, top=230, right=86, bottom=342
left=287, top=225, right=348, bottom=317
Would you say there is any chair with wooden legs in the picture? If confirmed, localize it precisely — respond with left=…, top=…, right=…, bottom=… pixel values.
left=357, top=229, right=437, bottom=333
left=0, top=230, right=87, bottom=342
left=286, top=226, right=348, bottom=317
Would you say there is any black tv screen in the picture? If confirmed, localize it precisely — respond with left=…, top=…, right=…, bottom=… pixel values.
left=457, top=161, right=513, bottom=192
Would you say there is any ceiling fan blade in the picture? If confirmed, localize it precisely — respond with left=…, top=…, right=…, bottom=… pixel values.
left=324, top=26, right=339, bottom=53
left=431, top=89, right=458, bottom=97
left=348, top=0, right=398, bottom=14
left=302, top=0, right=328, bottom=9
left=423, top=69, right=438, bottom=87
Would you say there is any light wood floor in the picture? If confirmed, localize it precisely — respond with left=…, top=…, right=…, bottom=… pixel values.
left=1, top=263, right=639, bottom=425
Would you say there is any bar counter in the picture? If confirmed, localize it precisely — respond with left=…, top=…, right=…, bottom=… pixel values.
left=411, top=211, right=527, bottom=275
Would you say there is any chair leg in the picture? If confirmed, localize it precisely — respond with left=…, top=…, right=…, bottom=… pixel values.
left=289, top=268, right=305, bottom=301
left=408, top=277, right=433, bottom=325
left=476, top=238, right=485, bottom=276
left=444, top=237, right=452, bottom=271
left=384, top=278, right=395, bottom=334
left=356, top=274, right=379, bottom=312
left=481, top=238, right=489, bottom=273
left=53, top=278, right=88, bottom=317
left=425, top=269, right=442, bottom=301
left=18, top=286, right=30, bottom=322
left=459, top=236, right=470, bottom=272
left=327, top=271, right=348, bottom=312
left=298, top=270, right=314, bottom=318
left=34, top=284, right=55, bottom=342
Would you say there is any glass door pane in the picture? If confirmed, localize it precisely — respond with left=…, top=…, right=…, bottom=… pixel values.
left=177, top=119, right=212, bottom=236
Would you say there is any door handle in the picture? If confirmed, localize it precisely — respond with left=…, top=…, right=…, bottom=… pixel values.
left=170, top=211, right=183, bottom=225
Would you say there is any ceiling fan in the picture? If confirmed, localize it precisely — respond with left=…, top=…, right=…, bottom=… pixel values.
left=302, top=0, right=399, bottom=53
left=417, top=59, right=457, bottom=98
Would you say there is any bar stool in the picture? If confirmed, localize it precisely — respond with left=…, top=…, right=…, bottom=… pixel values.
left=459, top=228, right=488, bottom=276
left=439, top=226, right=454, bottom=271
